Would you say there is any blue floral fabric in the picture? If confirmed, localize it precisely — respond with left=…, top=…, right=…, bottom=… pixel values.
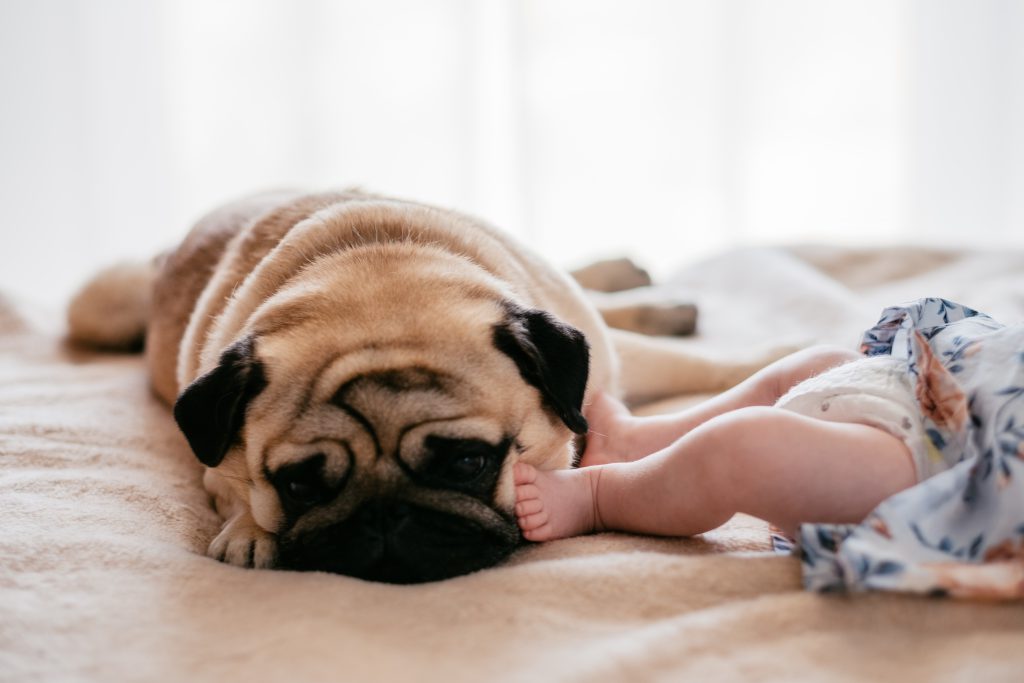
left=795, top=298, right=1024, bottom=599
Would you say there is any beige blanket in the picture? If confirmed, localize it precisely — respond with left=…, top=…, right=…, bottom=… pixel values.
left=3, top=246, right=1023, bottom=682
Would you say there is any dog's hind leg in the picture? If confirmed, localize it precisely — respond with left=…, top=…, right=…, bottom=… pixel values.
left=587, top=291, right=698, bottom=337
left=570, top=257, right=699, bottom=337
left=66, top=258, right=162, bottom=351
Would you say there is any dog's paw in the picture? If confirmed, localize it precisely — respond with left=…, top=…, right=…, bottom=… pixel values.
left=571, top=257, right=652, bottom=293
left=208, top=513, right=277, bottom=569
left=634, top=302, right=698, bottom=336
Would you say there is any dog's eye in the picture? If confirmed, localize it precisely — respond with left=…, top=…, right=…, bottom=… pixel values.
left=273, top=454, right=331, bottom=511
left=423, top=435, right=511, bottom=491
left=445, top=453, right=487, bottom=482
left=285, top=478, right=322, bottom=506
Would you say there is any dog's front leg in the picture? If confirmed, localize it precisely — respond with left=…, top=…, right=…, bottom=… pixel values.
left=203, top=468, right=277, bottom=569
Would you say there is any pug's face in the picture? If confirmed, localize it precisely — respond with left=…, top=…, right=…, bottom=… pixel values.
left=173, top=254, right=589, bottom=583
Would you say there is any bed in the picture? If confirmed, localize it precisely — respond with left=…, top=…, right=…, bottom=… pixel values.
left=2, top=245, right=1022, bottom=682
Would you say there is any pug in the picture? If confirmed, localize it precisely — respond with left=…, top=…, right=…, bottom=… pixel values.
left=68, top=189, right=777, bottom=583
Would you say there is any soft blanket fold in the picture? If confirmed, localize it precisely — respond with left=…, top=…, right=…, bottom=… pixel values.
left=3, top=247, right=1024, bottom=683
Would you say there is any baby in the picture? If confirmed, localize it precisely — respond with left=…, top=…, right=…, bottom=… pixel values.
left=512, top=298, right=1024, bottom=599
left=513, top=345, right=921, bottom=541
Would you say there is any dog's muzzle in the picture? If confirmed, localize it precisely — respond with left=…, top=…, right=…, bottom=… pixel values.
left=277, top=499, right=520, bottom=583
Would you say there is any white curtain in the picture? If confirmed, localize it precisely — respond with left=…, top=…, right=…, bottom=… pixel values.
left=2, top=0, right=1022, bottom=306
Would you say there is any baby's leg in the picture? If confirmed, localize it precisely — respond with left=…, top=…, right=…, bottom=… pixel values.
left=582, top=345, right=859, bottom=466
left=517, top=406, right=916, bottom=541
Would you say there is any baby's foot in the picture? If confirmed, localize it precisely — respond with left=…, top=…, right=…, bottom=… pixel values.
left=579, top=391, right=639, bottom=467
left=513, top=462, right=601, bottom=541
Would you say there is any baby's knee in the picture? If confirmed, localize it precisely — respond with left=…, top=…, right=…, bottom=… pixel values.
left=700, top=407, right=788, bottom=466
left=687, top=407, right=777, bottom=507
left=696, top=407, right=793, bottom=503
left=710, top=406, right=789, bottom=445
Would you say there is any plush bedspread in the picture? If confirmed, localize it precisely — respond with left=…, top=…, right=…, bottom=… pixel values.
left=2, top=246, right=1023, bottom=682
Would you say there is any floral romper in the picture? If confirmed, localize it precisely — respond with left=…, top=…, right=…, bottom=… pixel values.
left=780, top=298, right=1024, bottom=599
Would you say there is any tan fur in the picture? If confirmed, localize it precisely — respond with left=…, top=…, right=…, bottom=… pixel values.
left=143, top=191, right=618, bottom=573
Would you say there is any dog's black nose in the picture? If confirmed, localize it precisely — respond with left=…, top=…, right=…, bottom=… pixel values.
left=354, top=499, right=412, bottom=532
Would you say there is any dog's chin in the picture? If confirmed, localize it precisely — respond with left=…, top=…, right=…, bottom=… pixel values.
left=276, top=499, right=522, bottom=584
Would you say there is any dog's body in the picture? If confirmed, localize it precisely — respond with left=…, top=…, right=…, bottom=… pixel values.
left=69, top=189, right=780, bottom=583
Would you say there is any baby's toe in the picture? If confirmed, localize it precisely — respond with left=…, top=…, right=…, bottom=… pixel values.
left=518, top=510, right=549, bottom=531
left=513, top=462, right=537, bottom=485
left=514, top=483, right=541, bottom=502
left=515, top=498, right=543, bottom=516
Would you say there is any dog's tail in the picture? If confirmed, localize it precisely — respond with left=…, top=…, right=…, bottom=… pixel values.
left=66, top=257, right=162, bottom=352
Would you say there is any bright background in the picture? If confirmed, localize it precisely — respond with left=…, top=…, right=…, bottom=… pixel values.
left=2, top=0, right=1023, bottom=306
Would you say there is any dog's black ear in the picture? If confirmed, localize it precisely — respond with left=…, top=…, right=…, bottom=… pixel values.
left=493, top=304, right=590, bottom=434
left=173, top=336, right=267, bottom=467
